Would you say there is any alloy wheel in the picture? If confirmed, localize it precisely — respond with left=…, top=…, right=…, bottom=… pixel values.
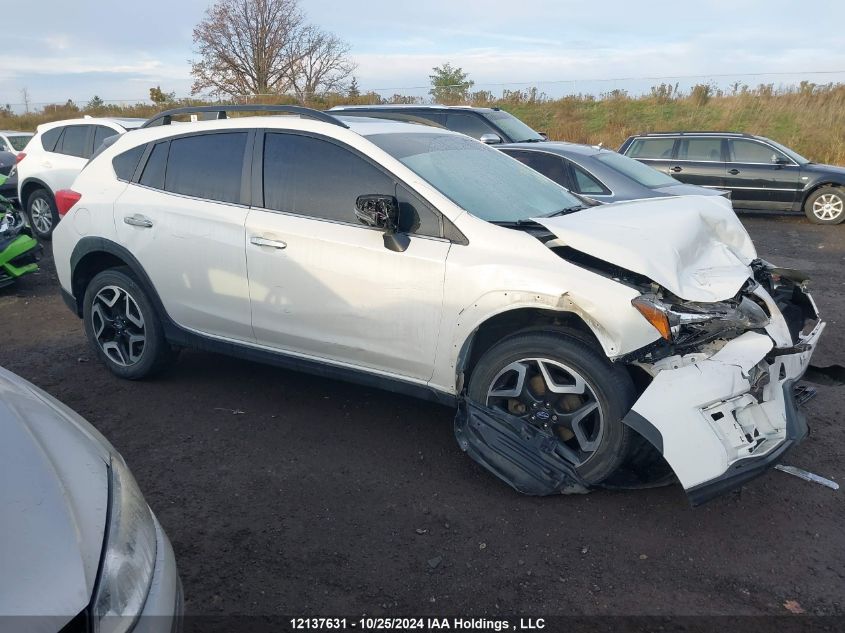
left=90, top=285, right=146, bottom=366
left=485, top=358, right=605, bottom=465
left=812, top=193, right=844, bottom=221
left=29, top=197, right=53, bottom=234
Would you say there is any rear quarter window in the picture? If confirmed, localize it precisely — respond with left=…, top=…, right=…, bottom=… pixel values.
left=113, top=145, right=146, bottom=181
left=40, top=127, right=63, bottom=152
left=626, top=138, right=676, bottom=159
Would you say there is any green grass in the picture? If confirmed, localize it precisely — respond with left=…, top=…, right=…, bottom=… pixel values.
left=3, top=82, right=845, bottom=163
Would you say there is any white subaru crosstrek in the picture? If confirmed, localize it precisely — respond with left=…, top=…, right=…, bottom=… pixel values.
left=52, top=106, right=826, bottom=505
left=16, top=117, right=145, bottom=239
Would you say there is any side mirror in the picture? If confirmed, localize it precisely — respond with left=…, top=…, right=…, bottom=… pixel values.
left=355, top=194, right=409, bottom=252
left=538, top=132, right=548, bottom=140
left=771, top=154, right=789, bottom=165
left=480, top=133, right=502, bottom=145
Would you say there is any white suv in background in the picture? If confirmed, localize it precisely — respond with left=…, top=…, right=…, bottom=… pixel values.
left=52, top=106, right=826, bottom=505
left=0, top=130, right=33, bottom=155
left=16, top=117, right=144, bottom=239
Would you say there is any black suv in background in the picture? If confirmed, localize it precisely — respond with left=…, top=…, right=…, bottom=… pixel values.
left=619, top=132, right=845, bottom=225
left=329, top=105, right=546, bottom=144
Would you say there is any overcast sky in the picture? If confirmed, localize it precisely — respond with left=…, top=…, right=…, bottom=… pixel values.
left=3, top=0, right=845, bottom=107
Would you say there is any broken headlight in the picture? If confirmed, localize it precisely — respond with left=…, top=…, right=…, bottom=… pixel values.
left=631, top=292, right=770, bottom=347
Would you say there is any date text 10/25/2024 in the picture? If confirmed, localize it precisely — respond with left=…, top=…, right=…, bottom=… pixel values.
left=290, top=617, right=547, bottom=631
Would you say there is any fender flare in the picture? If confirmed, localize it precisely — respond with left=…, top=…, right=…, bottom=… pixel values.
left=69, top=237, right=173, bottom=327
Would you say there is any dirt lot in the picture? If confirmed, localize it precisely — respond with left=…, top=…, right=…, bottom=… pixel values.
left=1, top=215, right=843, bottom=620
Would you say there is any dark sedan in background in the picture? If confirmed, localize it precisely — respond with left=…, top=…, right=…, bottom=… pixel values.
left=499, top=142, right=725, bottom=203
left=620, top=131, right=845, bottom=224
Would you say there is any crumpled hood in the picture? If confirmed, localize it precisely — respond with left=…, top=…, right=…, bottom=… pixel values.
left=535, top=195, right=757, bottom=302
left=0, top=367, right=110, bottom=629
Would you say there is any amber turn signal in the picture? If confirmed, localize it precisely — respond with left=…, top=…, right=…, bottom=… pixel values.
left=631, top=296, right=672, bottom=340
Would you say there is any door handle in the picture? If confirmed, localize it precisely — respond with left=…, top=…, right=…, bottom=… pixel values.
left=728, top=169, right=740, bottom=175
left=123, top=214, right=154, bottom=228
left=670, top=166, right=682, bottom=173
left=250, top=236, right=287, bottom=249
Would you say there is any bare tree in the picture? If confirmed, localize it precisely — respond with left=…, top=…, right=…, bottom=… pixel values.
left=191, top=0, right=305, bottom=97
left=284, top=25, right=356, bottom=102
left=20, top=87, right=31, bottom=114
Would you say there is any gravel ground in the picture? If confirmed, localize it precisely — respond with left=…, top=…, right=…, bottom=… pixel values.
left=0, top=214, right=843, bottom=621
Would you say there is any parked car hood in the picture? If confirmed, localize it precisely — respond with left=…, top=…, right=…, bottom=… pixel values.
left=535, top=195, right=756, bottom=302
left=0, top=367, right=111, bottom=628
left=651, top=182, right=726, bottom=197
left=802, top=162, right=845, bottom=178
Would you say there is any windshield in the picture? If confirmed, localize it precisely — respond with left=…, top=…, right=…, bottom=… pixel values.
left=369, top=132, right=582, bottom=223
left=765, top=138, right=809, bottom=165
left=7, top=134, right=32, bottom=151
left=594, top=151, right=678, bottom=188
left=483, top=110, right=544, bottom=142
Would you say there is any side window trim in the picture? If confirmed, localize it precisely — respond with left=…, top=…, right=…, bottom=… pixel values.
left=253, top=128, right=464, bottom=242
left=728, top=138, right=795, bottom=166
left=129, top=130, right=253, bottom=206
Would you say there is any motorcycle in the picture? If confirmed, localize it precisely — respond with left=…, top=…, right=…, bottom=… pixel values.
left=0, top=173, right=41, bottom=288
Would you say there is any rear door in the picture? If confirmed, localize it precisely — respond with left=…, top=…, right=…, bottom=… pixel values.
left=244, top=130, right=449, bottom=381
left=670, top=137, right=727, bottom=189
left=113, top=131, right=253, bottom=341
left=622, top=136, right=677, bottom=174
left=725, top=138, right=802, bottom=210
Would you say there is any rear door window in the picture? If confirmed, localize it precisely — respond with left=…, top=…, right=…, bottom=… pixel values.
left=626, top=138, right=676, bottom=159
left=164, top=132, right=248, bottom=204
left=678, top=138, right=724, bottom=161
left=139, top=142, right=169, bottom=190
left=59, top=125, right=91, bottom=158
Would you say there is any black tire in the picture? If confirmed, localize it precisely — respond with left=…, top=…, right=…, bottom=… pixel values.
left=26, top=189, right=59, bottom=240
left=803, top=186, right=845, bottom=225
left=467, top=331, right=636, bottom=484
left=83, top=267, right=177, bottom=379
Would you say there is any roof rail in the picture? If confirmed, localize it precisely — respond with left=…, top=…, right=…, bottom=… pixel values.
left=141, top=104, right=349, bottom=129
left=636, top=131, right=751, bottom=137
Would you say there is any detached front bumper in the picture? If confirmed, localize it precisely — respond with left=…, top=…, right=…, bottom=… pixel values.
left=624, top=312, right=823, bottom=506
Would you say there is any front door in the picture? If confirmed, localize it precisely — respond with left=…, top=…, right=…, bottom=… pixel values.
left=725, top=138, right=803, bottom=210
left=245, top=131, right=449, bottom=382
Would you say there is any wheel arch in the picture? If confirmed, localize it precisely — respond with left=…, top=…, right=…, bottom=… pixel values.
left=800, top=180, right=845, bottom=208
left=20, top=178, right=53, bottom=207
left=69, top=238, right=169, bottom=322
left=455, top=307, right=606, bottom=393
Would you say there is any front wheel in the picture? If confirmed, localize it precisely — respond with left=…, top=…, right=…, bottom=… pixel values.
left=26, top=189, right=59, bottom=240
left=467, top=331, right=636, bottom=484
left=804, top=187, right=845, bottom=224
left=83, top=267, right=177, bottom=379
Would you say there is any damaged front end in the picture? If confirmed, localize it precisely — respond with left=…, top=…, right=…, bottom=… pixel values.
left=623, top=259, right=827, bottom=505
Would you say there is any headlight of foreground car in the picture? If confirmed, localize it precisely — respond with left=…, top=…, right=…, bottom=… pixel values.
left=631, top=292, right=770, bottom=343
left=92, top=456, right=157, bottom=633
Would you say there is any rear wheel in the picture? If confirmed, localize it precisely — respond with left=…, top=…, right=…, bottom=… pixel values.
left=26, top=189, right=59, bottom=240
left=467, top=331, right=636, bottom=484
left=804, top=187, right=845, bottom=224
left=83, top=267, right=177, bottom=379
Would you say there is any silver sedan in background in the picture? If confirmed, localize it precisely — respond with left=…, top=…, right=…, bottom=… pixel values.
left=0, top=365, right=182, bottom=633
left=500, top=141, right=730, bottom=203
